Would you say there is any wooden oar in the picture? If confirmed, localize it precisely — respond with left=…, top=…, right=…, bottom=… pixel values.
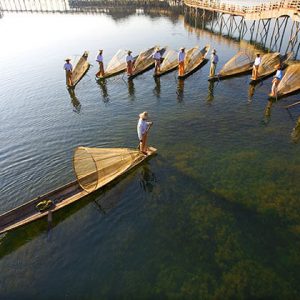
left=282, top=101, right=300, bottom=109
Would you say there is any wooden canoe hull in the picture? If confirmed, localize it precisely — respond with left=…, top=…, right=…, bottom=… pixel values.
left=208, top=68, right=252, bottom=82
left=178, top=58, right=208, bottom=80
left=0, top=147, right=157, bottom=235
left=128, top=48, right=166, bottom=80
left=153, top=64, right=178, bottom=77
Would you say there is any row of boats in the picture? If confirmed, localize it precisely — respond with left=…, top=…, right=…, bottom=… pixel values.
left=71, top=46, right=300, bottom=100
left=68, top=45, right=210, bottom=87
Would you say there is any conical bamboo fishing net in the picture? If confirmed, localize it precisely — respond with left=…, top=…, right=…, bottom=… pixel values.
left=257, top=52, right=280, bottom=77
left=277, top=63, right=300, bottom=97
left=184, top=45, right=209, bottom=74
left=105, top=49, right=127, bottom=76
left=160, top=49, right=178, bottom=73
left=219, top=51, right=255, bottom=76
left=73, top=147, right=144, bottom=193
left=72, top=51, right=90, bottom=86
left=133, top=46, right=157, bottom=73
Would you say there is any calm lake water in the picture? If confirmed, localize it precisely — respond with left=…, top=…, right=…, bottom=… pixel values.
left=1, top=5, right=300, bottom=299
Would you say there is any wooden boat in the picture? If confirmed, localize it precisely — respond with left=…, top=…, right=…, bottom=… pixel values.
left=208, top=50, right=256, bottom=82
left=153, top=49, right=178, bottom=77
left=269, top=63, right=300, bottom=100
left=69, top=51, right=90, bottom=89
left=178, top=45, right=210, bottom=79
left=96, top=49, right=137, bottom=80
left=249, top=52, right=292, bottom=85
left=0, top=146, right=157, bottom=234
left=128, top=46, right=166, bottom=79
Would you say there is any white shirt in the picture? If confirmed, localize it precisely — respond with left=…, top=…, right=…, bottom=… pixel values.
left=275, top=69, right=283, bottom=80
left=96, top=54, right=103, bottom=62
left=153, top=52, right=161, bottom=60
left=178, top=51, right=185, bottom=62
left=137, top=118, right=150, bottom=140
left=254, top=57, right=261, bottom=66
left=64, top=62, right=73, bottom=71
left=126, top=54, right=133, bottom=63
left=211, top=54, right=218, bottom=64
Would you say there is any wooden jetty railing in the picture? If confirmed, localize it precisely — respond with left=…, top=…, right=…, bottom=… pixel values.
left=184, top=0, right=300, bottom=20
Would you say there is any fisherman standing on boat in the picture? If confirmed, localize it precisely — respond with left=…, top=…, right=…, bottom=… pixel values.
left=137, top=111, right=153, bottom=155
left=96, top=50, right=104, bottom=78
left=178, top=47, right=185, bottom=76
left=270, top=64, right=283, bottom=97
left=126, top=50, right=134, bottom=76
left=153, top=48, right=162, bottom=75
left=64, top=58, right=73, bottom=87
left=252, top=53, right=261, bottom=80
left=209, top=49, right=218, bottom=78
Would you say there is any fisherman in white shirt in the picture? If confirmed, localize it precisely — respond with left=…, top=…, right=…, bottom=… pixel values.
left=96, top=50, right=104, bottom=78
left=209, top=49, right=219, bottom=78
left=126, top=50, right=134, bottom=76
left=63, top=58, right=73, bottom=87
left=178, top=47, right=186, bottom=76
left=252, top=53, right=261, bottom=80
left=153, top=48, right=162, bottom=75
left=137, top=111, right=153, bottom=155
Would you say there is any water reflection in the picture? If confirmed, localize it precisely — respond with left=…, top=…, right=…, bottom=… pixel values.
left=291, top=116, right=300, bottom=143
left=139, top=164, right=157, bottom=193
left=153, top=77, right=161, bottom=98
left=128, top=79, right=135, bottom=100
left=248, top=84, right=256, bottom=102
left=262, top=99, right=274, bottom=125
left=176, top=79, right=184, bottom=102
left=67, top=88, right=81, bottom=113
left=97, top=79, right=110, bottom=103
left=206, top=81, right=215, bottom=103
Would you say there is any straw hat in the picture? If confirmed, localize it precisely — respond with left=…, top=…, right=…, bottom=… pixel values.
left=212, top=49, right=216, bottom=54
left=156, top=47, right=160, bottom=51
left=139, top=111, right=148, bottom=119
left=65, top=58, right=71, bottom=61
left=128, top=50, right=132, bottom=54
left=99, top=49, right=103, bottom=52
left=180, top=47, right=185, bottom=51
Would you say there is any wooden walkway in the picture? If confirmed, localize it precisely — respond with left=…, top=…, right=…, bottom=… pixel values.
left=184, top=0, right=300, bottom=21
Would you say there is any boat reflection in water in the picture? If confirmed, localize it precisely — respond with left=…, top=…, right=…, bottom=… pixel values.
left=153, top=77, right=161, bottom=98
left=68, top=88, right=81, bottom=113
left=97, top=79, right=110, bottom=103
left=207, top=81, right=215, bottom=103
left=291, top=116, right=300, bottom=143
left=176, top=79, right=184, bottom=102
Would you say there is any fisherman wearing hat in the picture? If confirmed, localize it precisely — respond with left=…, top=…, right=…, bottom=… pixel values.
left=137, top=111, right=153, bottom=155
left=270, top=64, right=283, bottom=97
left=126, top=50, right=134, bottom=76
left=153, top=47, right=162, bottom=75
left=252, top=53, right=261, bottom=80
left=178, top=47, right=186, bottom=76
left=209, top=49, right=219, bottom=78
left=96, top=50, right=105, bottom=78
left=63, top=58, right=73, bottom=87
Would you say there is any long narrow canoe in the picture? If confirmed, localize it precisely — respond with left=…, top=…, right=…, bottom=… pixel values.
left=69, top=51, right=90, bottom=88
left=269, top=63, right=300, bottom=100
left=249, top=52, right=292, bottom=85
left=178, top=45, right=210, bottom=79
left=128, top=46, right=166, bottom=80
left=0, top=146, right=157, bottom=234
left=154, top=49, right=178, bottom=77
left=208, top=50, right=256, bottom=82
left=96, top=49, right=138, bottom=80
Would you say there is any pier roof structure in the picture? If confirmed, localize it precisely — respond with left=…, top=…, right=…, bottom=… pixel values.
left=184, top=0, right=300, bottom=21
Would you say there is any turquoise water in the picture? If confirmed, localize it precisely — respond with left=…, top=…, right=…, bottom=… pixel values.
left=0, top=7, right=300, bottom=299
